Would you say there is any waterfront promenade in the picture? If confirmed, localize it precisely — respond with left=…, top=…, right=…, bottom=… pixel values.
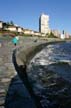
left=0, top=36, right=66, bottom=108
left=0, top=36, right=48, bottom=108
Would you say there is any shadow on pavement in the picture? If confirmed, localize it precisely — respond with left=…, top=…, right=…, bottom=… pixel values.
left=5, top=50, right=42, bottom=108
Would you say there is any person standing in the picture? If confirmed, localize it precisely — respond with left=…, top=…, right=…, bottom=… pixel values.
left=12, top=36, right=19, bottom=46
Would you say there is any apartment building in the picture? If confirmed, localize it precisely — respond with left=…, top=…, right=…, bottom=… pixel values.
left=39, top=14, right=50, bottom=34
left=7, top=25, right=17, bottom=32
left=34, top=31, right=41, bottom=36
left=0, top=21, right=3, bottom=29
left=23, top=29, right=34, bottom=35
left=17, top=26, right=23, bottom=33
left=65, top=32, right=70, bottom=38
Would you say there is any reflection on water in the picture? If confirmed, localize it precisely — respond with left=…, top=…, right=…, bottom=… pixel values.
left=27, top=42, right=71, bottom=108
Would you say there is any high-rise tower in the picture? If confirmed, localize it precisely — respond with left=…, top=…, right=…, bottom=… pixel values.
left=39, top=14, right=50, bottom=34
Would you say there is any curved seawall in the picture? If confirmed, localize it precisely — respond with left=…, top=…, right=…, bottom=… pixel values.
left=5, top=41, right=48, bottom=108
left=13, top=42, right=48, bottom=108
left=4, top=37, right=67, bottom=108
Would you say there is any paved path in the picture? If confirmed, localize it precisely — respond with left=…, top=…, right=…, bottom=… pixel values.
left=0, top=37, right=47, bottom=108
left=0, top=41, right=16, bottom=107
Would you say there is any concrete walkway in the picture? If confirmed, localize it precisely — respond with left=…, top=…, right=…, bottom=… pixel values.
left=0, top=37, right=47, bottom=108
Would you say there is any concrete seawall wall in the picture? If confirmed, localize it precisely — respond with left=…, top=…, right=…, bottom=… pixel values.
left=1, top=37, right=67, bottom=108
left=15, top=40, right=64, bottom=66
left=15, top=42, right=48, bottom=66
left=5, top=39, right=66, bottom=108
left=12, top=42, right=48, bottom=108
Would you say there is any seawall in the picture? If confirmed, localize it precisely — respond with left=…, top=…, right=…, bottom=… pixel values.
left=2, top=37, right=67, bottom=108
left=5, top=40, right=48, bottom=108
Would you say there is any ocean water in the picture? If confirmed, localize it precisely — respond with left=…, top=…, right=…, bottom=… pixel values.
left=27, top=42, right=71, bottom=108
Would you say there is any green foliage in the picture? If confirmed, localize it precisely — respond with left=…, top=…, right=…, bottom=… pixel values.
left=6, top=22, right=10, bottom=26
left=13, top=32, right=19, bottom=35
left=48, top=32, right=57, bottom=38
left=10, top=21, right=14, bottom=25
left=7, top=21, right=14, bottom=26
left=22, top=33, right=32, bottom=37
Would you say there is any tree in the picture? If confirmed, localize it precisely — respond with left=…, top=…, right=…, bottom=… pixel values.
left=7, top=22, right=10, bottom=26
left=10, top=21, right=14, bottom=25
left=7, top=21, right=14, bottom=26
left=48, top=32, right=57, bottom=38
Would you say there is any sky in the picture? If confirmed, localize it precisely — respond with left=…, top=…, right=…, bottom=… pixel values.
left=0, top=0, right=71, bottom=34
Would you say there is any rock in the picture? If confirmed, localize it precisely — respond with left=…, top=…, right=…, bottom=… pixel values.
left=1, top=78, right=11, bottom=83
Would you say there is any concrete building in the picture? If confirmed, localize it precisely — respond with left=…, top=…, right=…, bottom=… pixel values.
left=23, top=29, right=34, bottom=35
left=7, top=25, right=17, bottom=32
left=60, top=31, right=70, bottom=39
left=17, top=26, right=23, bottom=33
left=65, top=32, right=70, bottom=39
left=34, top=31, right=41, bottom=36
left=39, top=14, right=50, bottom=34
left=0, top=21, right=7, bottom=30
left=0, top=21, right=3, bottom=29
